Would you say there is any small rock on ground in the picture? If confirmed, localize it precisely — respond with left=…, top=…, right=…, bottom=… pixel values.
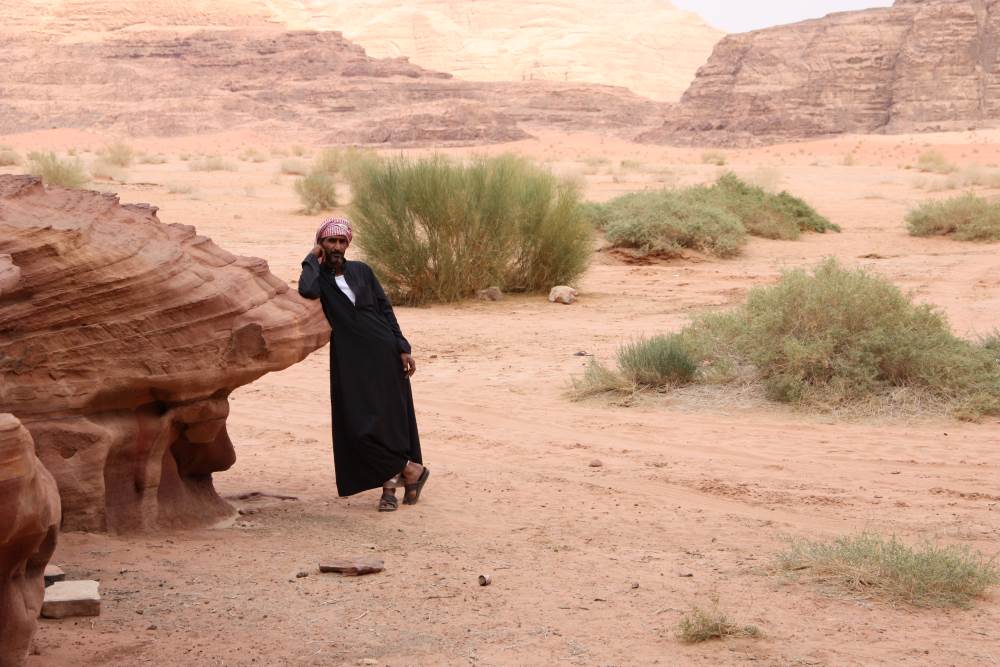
left=41, top=580, right=101, bottom=618
left=548, top=286, right=578, bottom=304
left=319, top=557, right=384, bottom=576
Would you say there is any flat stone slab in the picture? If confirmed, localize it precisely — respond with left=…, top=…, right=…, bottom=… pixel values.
left=41, top=580, right=100, bottom=618
left=44, top=564, right=65, bottom=587
left=319, top=558, right=384, bottom=576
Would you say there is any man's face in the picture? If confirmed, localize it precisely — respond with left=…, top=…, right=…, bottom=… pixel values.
left=320, top=235, right=349, bottom=262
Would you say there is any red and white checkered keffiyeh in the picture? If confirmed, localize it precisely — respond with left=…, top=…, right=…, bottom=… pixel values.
left=315, top=217, right=353, bottom=244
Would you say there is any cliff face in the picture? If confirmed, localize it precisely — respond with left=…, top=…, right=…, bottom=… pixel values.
left=641, top=0, right=1000, bottom=145
left=0, top=175, right=329, bottom=532
left=0, top=27, right=664, bottom=144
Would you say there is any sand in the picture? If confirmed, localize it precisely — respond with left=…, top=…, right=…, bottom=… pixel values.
left=5, top=128, right=999, bottom=666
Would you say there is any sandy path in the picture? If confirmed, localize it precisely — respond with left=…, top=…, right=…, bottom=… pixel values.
left=14, top=130, right=1000, bottom=666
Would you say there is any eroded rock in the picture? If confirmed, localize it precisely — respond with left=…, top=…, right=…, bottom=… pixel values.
left=0, top=414, right=60, bottom=667
left=642, top=0, right=1000, bottom=145
left=40, top=580, right=100, bottom=619
left=0, top=175, right=328, bottom=532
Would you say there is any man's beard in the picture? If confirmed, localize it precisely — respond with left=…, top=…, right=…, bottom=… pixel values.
left=323, top=252, right=344, bottom=269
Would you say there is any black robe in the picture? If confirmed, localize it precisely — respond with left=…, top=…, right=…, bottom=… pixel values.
left=298, top=254, right=421, bottom=496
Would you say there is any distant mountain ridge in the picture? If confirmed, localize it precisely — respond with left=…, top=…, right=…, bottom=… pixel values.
left=0, top=0, right=722, bottom=102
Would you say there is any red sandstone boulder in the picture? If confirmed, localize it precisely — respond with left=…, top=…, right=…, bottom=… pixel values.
left=0, top=175, right=328, bottom=532
left=0, top=414, right=60, bottom=667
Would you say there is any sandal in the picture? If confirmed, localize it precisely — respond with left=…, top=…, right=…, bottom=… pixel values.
left=403, top=467, right=430, bottom=505
left=378, top=493, right=398, bottom=512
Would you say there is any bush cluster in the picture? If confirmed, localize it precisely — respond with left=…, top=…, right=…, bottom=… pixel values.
left=27, top=152, right=88, bottom=188
left=906, top=193, right=1000, bottom=242
left=573, top=259, right=1000, bottom=418
left=348, top=154, right=591, bottom=305
left=591, top=173, right=838, bottom=259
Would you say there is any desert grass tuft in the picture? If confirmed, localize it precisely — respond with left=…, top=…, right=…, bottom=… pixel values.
left=778, top=532, right=1000, bottom=607
left=0, top=148, right=21, bottom=166
left=617, top=335, right=697, bottom=388
left=280, top=159, right=310, bottom=176
left=349, top=154, right=591, bottom=305
left=906, top=193, right=1000, bottom=241
left=27, top=152, right=88, bottom=188
left=89, top=159, right=127, bottom=182
left=916, top=149, right=958, bottom=175
left=676, top=605, right=761, bottom=643
left=293, top=170, right=338, bottom=214
left=100, top=141, right=134, bottom=167
left=702, top=150, right=727, bottom=166
left=189, top=156, right=237, bottom=172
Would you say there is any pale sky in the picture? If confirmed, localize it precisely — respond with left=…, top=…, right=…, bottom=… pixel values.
left=673, top=0, right=895, bottom=33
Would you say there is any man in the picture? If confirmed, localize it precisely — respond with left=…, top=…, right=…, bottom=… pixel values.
left=298, top=217, right=428, bottom=512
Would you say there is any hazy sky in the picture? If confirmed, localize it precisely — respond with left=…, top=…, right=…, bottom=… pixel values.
left=672, top=0, right=895, bottom=33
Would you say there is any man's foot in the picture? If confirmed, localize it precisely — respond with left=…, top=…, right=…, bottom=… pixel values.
left=378, top=490, right=398, bottom=512
left=403, top=466, right=430, bottom=505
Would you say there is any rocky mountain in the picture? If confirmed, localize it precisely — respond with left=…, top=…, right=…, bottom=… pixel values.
left=641, top=0, right=1000, bottom=145
left=0, top=20, right=664, bottom=143
left=0, top=0, right=722, bottom=103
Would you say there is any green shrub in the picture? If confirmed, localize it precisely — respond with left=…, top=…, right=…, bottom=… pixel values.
left=602, top=190, right=747, bottom=258
left=294, top=170, right=338, bottom=214
left=701, top=172, right=839, bottom=239
left=702, top=150, right=727, bottom=166
left=906, top=193, right=1000, bottom=241
left=778, top=532, right=999, bottom=607
left=0, top=148, right=21, bottom=166
left=101, top=141, right=134, bottom=167
left=676, top=605, right=760, bottom=643
left=917, top=149, right=958, bottom=175
left=189, top=157, right=237, bottom=172
left=573, top=259, right=1000, bottom=417
left=617, top=335, right=697, bottom=388
left=27, top=152, right=88, bottom=188
left=593, top=174, right=837, bottom=259
left=684, top=258, right=1000, bottom=416
left=349, top=154, right=591, bottom=305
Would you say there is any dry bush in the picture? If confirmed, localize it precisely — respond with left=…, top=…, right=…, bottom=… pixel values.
left=0, top=148, right=21, bottom=166
left=293, top=171, right=337, bottom=214
left=189, top=157, right=237, bottom=172
left=778, top=532, right=999, bottom=607
left=137, top=154, right=168, bottom=165
left=676, top=604, right=761, bottom=643
left=238, top=148, right=268, bottom=163
left=166, top=182, right=195, bottom=194
left=280, top=159, right=310, bottom=176
left=101, top=141, right=134, bottom=167
left=702, top=150, right=727, bottom=166
left=906, top=193, right=1000, bottom=241
left=350, top=154, right=591, bottom=305
left=89, top=159, right=127, bottom=182
left=916, top=149, right=958, bottom=175
left=27, top=152, right=88, bottom=188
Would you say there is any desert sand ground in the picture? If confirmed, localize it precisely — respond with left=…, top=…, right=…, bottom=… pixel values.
left=5, top=128, right=999, bottom=666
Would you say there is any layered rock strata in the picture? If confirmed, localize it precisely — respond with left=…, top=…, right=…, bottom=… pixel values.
left=0, top=414, right=60, bottom=667
left=641, top=0, right=1000, bottom=145
left=0, top=27, right=663, bottom=144
left=0, top=175, right=328, bottom=532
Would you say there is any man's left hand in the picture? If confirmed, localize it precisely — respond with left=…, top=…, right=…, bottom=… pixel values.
left=401, top=353, right=416, bottom=377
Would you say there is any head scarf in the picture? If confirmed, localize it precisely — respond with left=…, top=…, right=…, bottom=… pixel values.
left=315, top=217, right=353, bottom=245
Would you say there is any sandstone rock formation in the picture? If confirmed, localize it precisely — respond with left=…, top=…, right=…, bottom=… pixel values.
left=641, top=0, right=1000, bottom=145
left=0, top=0, right=722, bottom=102
left=0, top=26, right=663, bottom=144
left=0, top=414, right=60, bottom=667
left=0, top=174, right=329, bottom=532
